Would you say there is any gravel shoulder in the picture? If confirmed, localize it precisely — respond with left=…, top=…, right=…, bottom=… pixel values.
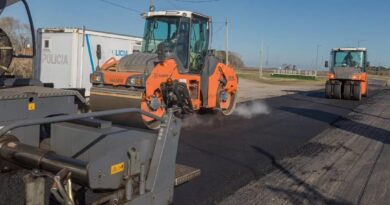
left=237, top=78, right=323, bottom=102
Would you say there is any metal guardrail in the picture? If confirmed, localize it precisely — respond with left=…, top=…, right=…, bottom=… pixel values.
left=272, top=69, right=317, bottom=77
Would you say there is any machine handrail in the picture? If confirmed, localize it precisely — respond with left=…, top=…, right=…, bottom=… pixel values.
left=0, top=108, right=163, bottom=137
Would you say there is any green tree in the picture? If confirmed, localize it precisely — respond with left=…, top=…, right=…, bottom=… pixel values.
left=0, top=16, right=32, bottom=77
left=215, top=51, right=245, bottom=68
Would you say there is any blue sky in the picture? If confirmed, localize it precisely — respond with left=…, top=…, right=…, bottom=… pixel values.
left=24, top=0, right=390, bottom=67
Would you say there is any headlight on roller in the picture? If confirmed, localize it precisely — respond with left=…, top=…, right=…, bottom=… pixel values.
left=328, top=73, right=335, bottom=80
left=352, top=74, right=361, bottom=80
left=126, top=76, right=143, bottom=87
left=90, top=72, right=104, bottom=84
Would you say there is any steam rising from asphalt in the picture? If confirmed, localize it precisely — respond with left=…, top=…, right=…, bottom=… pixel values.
left=182, top=101, right=270, bottom=128
left=182, top=112, right=224, bottom=128
left=233, top=101, right=270, bottom=119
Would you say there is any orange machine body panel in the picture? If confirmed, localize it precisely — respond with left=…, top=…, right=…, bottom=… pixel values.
left=206, top=63, right=238, bottom=108
left=102, top=71, right=143, bottom=86
left=94, top=58, right=238, bottom=122
left=101, top=57, right=118, bottom=71
left=359, top=73, right=368, bottom=95
left=141, top=59, right=239, bottom=121
left=328, top=72, right=368, bottom=96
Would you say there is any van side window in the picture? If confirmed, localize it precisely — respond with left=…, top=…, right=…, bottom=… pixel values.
left=44, top=40, right=50, bottom=48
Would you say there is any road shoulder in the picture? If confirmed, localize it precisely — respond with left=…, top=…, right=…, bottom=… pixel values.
left=237, top=78, right=323, bottom=102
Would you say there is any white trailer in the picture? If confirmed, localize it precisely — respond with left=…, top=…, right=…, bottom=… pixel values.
left=35, top=28, right=142, bottom=96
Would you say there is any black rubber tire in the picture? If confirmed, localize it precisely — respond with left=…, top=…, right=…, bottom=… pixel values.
left=325, top=82, right=332, bottom=98
left=343, top=83, right=351, bottom=100
left=353, top=84, right=362, bottom=101
left=334, top=83, right=342, bottom=99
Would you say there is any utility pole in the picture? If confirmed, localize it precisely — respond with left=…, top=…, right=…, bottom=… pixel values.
left=149, top=0, right=155, bottom=11
left=259, top=39, right=264, bottom=78
left=315, top=44, right=321, bottom=72
left=225, top=16, right=229, bottom=65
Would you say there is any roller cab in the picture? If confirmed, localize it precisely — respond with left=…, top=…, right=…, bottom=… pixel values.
left=325, top=48, right=368, bottom=100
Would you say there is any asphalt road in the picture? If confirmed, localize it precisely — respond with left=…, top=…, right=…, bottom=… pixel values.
left=0, top=82, right=386, bottom=205
left=174, top=83, right=387, bottom=205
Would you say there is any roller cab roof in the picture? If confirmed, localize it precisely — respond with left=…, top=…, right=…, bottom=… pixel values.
left=143, top=10, right=211, bottom=20
left=332, top=48, right=367, bottom=52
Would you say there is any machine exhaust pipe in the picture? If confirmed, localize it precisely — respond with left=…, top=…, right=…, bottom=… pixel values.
left=0, top=135, right=88, bottom=186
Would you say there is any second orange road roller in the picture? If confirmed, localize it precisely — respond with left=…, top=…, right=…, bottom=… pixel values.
left=90, top=10, right=238, bottom=129
left=325, top=48, right=369, bottom=101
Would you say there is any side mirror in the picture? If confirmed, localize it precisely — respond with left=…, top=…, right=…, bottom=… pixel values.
left=366, top=61, right=370, bottom=68
left=96, top=44, right=102, bottom=60
left=324, top=61, right=329, bottom=68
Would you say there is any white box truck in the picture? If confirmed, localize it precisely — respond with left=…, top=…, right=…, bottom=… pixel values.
left=35, top=28, right=142, bottom=96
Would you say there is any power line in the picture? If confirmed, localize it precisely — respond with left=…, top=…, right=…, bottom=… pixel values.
left=164, top=0, right=183, bottom=9
left=213, top=21, right=227, bottom=24
left=171, top=0, right=221, bottom=3
left=213, top=23, right=225, bottom=35
left=98, top=0, right=143, bottom=14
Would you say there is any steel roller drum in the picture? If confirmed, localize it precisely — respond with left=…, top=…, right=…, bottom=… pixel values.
left=89, top=87, right=148, bottom=128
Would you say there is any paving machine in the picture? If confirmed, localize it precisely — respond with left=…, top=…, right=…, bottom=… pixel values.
left=90, top=10, right=238, bottom=129
left=325, top=48, right=369, bottom=100
left=0, top=1, right=198, bottom=204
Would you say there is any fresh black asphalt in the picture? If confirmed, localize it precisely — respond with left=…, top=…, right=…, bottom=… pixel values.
left=174, top=83, right=386, bottom=205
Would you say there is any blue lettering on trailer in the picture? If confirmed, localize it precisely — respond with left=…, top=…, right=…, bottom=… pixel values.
left=113, top=50, right=128, bottom=57
left=85, top=34, right=95, bottom=72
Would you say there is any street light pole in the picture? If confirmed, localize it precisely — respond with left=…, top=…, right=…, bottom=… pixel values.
left=259, top=39, right=264, bottom=78
left=225, top=16, right=229, bottom=65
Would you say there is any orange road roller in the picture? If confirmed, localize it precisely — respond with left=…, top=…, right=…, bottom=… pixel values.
left=325, top=48, right=369, bottom=101
left=90, top=10, right=238, bottom=129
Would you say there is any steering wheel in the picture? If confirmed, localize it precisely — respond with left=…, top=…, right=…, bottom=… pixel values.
left=0, top=28, right=14, bottom=75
